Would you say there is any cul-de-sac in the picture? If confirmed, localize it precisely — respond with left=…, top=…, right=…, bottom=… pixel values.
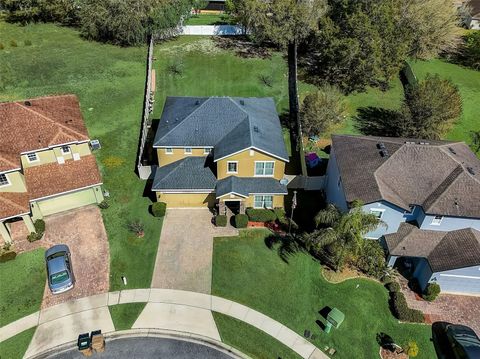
left=1, top=1, right=479, bottom=358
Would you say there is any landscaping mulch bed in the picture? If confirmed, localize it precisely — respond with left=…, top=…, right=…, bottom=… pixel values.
left=379, top=347, right=408, bottom=359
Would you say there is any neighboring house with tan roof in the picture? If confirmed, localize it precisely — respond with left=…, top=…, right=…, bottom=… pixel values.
left=152, top=96, right=289, bottom=213
left=325, top=135, right=480, bottom=294
left=0, top=95, right=104, bottom=244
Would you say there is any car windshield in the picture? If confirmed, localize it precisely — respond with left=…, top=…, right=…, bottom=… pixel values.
left=50, top=271, right=69, bottom=285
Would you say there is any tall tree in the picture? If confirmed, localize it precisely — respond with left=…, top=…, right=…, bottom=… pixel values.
left=235, top=0, right=328, bottom=175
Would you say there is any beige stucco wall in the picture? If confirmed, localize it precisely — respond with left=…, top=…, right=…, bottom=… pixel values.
left=216, top=149, right=286, bottom=180
left=0, top=170, right=27, bottom=193
left=157, top=148, right=209, bottom=167
left=219, top=194, right=285, bottom=208
left=21, top=142, right=91, bottom=169
left=156, top=192, right=216, bottom=208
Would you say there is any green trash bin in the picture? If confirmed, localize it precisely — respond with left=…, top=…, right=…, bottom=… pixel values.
left=325, top=307, right=345, bottom=334
left=77, top=333, right=91, bottom=351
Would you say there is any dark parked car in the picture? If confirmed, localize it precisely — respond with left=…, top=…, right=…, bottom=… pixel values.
left=433, top=322, right=480, bottom=359
left=45, top=245, right=75, bottom=294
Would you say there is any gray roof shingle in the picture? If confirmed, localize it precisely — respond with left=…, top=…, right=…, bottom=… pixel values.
left=154, top=97, right=289, bottom=162
left=216, top=176, right=288, bottom=198
left=152, top=157, right=216, bottom=191
left=332, top=135, right=480, bottom=218
left=384, top=223, right=480, bottom=272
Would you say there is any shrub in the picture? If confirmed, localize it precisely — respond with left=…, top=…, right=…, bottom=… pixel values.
left=34, top=219, right=45, bottom=234
left=27, top=232, right=41, bottom=242
left=127, top=220, right=144, bottom=236
left=404, top=341, right=419, bottom=357
left=152, top=202, right=167, bottom=217
left=0, top=43, right=4, bottom=50
left=246, top=208, right=277, bottom=222
left=386, top=281, right=400, bottom=293
left=98, top=200, right=109, bottom=209
left=215, top=215, right=227, bottom=227
left=273, top=208, right=287, bottom=224
left=391, top=292, right=424, bottom=323
left=422, top=283, right=441, bottom=302
left=10, top=39, right=17, bottom=47
left=355, top=240, right=387, bottom=279
left=0, top=250, right=17, bottom=263
left=234, top=214, right=248, bottom=228
left=24, top=39, right=32, bottom=46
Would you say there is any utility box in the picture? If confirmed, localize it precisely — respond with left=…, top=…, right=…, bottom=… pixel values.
left=325, top=307, right=345, bottom=333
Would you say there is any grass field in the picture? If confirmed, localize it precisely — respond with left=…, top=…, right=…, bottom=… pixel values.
left=0, top=327, right=36, bottom=359
left=212, top=229, right=436, bottom=359
left=109, top=303, right=146, bottom=331
left=0, top=249, right=45, bottom=326
left=213, top=312, right=302, bottom=359
left=0, top=22, right=163, bottom=292
left=184, top=14, right=234, bottom=25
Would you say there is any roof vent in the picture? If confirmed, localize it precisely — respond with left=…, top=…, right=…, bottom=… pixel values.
left=240, top=100, right=245, bottom=106
left=24, top=101, right=31, bottom=106
left=253, top=126, right=259, bottom=133
left=448, top=147, right=457, bottom=155
left=467, top=167, right=476, bottom=175
left=377, top=142, right=386, bottom=150
left=405, top=141, right=415, bottom=144
left=419, top=141, right=430, bottom=145
left=195, top=100, right=200, bottom=105
left=380, top=149, right=389, bottom=157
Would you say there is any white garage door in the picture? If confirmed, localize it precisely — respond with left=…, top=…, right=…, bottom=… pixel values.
left=37, top=189, right=97, bottom=217
left=433, top=266, right=480, bottom=295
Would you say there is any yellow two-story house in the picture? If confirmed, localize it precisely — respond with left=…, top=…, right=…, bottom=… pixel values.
left=152, top=96, right=289, bottom=214
left=0, top=95, right=104, bottom=244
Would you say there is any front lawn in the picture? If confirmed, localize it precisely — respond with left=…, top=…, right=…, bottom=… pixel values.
left=109, top=303, right=146, bottom=331
left=0, top=21, right=163, bottom=291
left=212, top=229, right=435, bottom=359
left=0, top=249, right=45, bottom=326
left=184, top=14, right=235, bottom=25
left=0, top=327, right=36, bottom=359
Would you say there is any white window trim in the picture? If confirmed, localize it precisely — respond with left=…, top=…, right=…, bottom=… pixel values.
left=227, top=161, right=238, bottom=174
left=370, top=208, right=385, bottom=219
left=184, top=147, right=193, bottom=155
left=254, top=161, right=275, bottom=177
left=431, top=215, right=443, bottom=226
left=26, top=152, right=39, bottom=163
left=204, top=148, right=211, bottom=154
left=253, top=195, right=274, bottom=209
left=165, top=148, right=173, bottom=155
left=0, top=173, right=11, bottom=188
left=60, top=145, right=71, bottom=155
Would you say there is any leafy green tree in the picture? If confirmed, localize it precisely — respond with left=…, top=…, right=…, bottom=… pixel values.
left=234, top=0, right=328, bottom=175
left=455, top=31, right=480, bottom=70
left=300, top=85, right=347, bottom=137
left=2, top=0, right=80, bottom=25
left=470, top=130, right=480, bottom=154
left=302, top=201, right=382, bottom=270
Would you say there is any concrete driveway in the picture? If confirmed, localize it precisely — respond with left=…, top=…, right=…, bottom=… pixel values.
left=41, top=206, right=110, bottom=308
left=151, top=209, right=237, bottom=294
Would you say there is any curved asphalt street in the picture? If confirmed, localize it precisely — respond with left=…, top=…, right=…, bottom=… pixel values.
left=49, top=337, right=237, bottom=359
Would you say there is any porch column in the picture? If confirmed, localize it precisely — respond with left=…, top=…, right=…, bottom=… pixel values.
left=219, top=201, right=226, bottom=215
left=0, top=222, right=12, bottom=244
left=22, top=215, right=36, bottom=233
left=239, top=201, right=245, bottom=214
left=387, top=255, right=398, bottom=267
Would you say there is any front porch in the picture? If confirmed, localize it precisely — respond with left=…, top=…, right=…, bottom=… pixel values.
left=0, top=215, right=36, bottom=245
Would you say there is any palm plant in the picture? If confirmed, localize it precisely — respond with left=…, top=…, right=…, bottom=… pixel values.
left=303, top=201, right=385, bottom=270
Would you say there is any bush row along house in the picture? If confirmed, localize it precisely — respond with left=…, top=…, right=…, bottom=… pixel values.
left=152, top=96, right=289, bottom=215
left=0, top=95, right=104, bottom=244
left=325, top=135, right=480, bottom=295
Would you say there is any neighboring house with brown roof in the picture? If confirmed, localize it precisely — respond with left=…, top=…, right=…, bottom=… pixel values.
left=461, top=0, right=480, bottom=30
left=325, top=135, right=480, bottom=294
left=0, top=95, right=104, bottom=244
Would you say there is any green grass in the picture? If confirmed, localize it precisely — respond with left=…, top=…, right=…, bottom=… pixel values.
left=184, top=14, right=234, bottom=25
left=108, top=303, right=146, bottom=331
left=212, top=229, right=435, bottom=359
left=0, top=249, right=45, bottom=326
left=0, top=327, right=36, bottom=359
left=0, top=22, right=163, bottom=291
left=213, top=312, right=302, bottom=359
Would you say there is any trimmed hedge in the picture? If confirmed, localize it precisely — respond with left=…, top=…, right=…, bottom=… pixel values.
left=423, top=283, right=441, bottom=302
left=234, top=214, right=248, bottom=228
left=391, top=291, right=424, bottom=323
left=273, top=208, right=287, bottom=224
left=152, top=202, right=167, bottom=217
left=0, top=250, right=16, bottom=263
left=386, top=281, right=400, bottom=293
left=215, top=215, right=227, bottom=227
left=246, top=208, right=276, bottom=223
left=27, top=219, right=46, bottom=242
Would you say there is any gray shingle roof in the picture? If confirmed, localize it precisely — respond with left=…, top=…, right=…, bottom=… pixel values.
left=332, top=135, right=480, bottom=218
left=216, top=176, right=287, bottom=198
left=154, top=97, right=289, bottom=162
left=152, top=157, right=216, bottom=191
left=384, top=223, right=480, bottom=272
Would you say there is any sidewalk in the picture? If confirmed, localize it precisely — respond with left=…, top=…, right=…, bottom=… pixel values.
left=0, top=289, right=327, bottom=359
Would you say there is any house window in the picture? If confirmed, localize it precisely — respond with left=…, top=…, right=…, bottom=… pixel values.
left=227, top=161, right=238, bottom=174
left=254, top=195, right=273, bottom=209
left=204, top=148, right=211, bottom=154
left=431, top=215, right=443, bottom=225
left=185, top=147, right=192, bottom=154
left=165, top=148, right=173, bottom=154
left=370, top=209, right=384, bottom=219
left=0, top=173, right=10, bottom=187
left=27, top=153, right=39, bottom=162
left=255, top=161, right=275, bottom=176
left=61, top=145, right=70, bottom=154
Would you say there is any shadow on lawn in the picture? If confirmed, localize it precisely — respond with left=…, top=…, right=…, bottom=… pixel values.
left=264, top=234, right=304, bottom=264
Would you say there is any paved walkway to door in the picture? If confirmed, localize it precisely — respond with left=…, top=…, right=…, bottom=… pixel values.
left=151, top=209, right=237, bottom=294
